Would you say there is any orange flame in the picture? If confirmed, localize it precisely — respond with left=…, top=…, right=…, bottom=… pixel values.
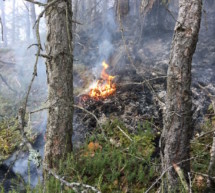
left=89, top=61, right=116, bottom=99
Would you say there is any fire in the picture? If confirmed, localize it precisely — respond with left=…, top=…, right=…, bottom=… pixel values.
left=89, top=61, right=116, bottom=99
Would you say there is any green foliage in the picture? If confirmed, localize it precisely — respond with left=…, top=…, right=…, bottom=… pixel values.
left=190, top=113, right=215, bottom=192
left=23, top=120, right=158, bottom=193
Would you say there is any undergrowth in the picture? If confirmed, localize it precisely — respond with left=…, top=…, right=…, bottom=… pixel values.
left=30, top=120, right=159, bottom=193
left=4, top=114, right=215, bottom=193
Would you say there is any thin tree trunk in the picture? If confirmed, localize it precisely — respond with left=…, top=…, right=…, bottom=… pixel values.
left=207, top=100, right=215, bottom=190
left=26, top=3, right=31, bottom=42
left=29, top=3, right=37, bottom=41
left=160, top=0, right=202, bottom=192
left=44, top=0, right=73, bottom=170
left=116, top=0, right=129, bottom=17
left=0, top=1, right=7, bottom=46
left=12, top=0, right=16, bottom=43
left=73, top=0, right=78, bottom=34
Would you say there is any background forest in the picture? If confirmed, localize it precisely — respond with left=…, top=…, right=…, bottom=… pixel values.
left=0, top=0, right=215, bottom=192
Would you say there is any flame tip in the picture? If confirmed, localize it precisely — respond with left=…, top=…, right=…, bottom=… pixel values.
left=89, top=61, right=116, bottom=99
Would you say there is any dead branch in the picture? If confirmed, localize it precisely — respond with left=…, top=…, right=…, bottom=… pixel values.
left=24, top=0, right=59, bottom=112
left=72, top=19, right=83, bottom=25
left=30, top=106, right=49, bottom=114
left=73, top=104, right=102, bottom=130
left=25, top=0, right=46, bottom=6
left=118, top=76, right=167, bottom=86
left=144, top=152, right=208, bottom=193
left=192, top=129, right=215, bottom=140
left=37, top=53, right=51, bottom=59
left=116, top=125, right=133, bottom=141
left=43, top=165, right=101, bottom=193
left=188, top=172, right=192, bottom=193
left=27, top=43, right=40, bottom=49
left=191, top=171, right=215, bottom=179
left=173, top=163, right=189, bottom=192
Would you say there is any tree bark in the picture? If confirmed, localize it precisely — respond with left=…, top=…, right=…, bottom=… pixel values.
left=44, top=0, right=73, bottom=170
left=160, top=0, right=202, bottom=192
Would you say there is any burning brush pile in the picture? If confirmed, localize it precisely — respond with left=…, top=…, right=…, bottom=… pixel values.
left=73, top=60, right=163, bottom=143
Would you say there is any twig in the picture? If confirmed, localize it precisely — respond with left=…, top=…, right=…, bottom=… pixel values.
left=30, top=106, right=49, bottom=114
left=43, top=165, right=101, bottom=193
left=27, top=43, right=40, bottom=49
left=73, top=104, right=101, bottom=129
left=191, top=171, right=215, bottom=179
left=37, top=53, right=51, bottom=59
left=173, top=163, right=189, bottom=192
left=118, top=76, right=167, bottom=86
left=72, top=20, right=82, bottom=25
left=192, top=129, right=215, bottom=140
left=188, top=172, right=192, bottom=193
left=25, top=0, right=46, bottom=6
left=116, top=125, right=133, bottom=141
left=144, top=154, right=205, bottom=193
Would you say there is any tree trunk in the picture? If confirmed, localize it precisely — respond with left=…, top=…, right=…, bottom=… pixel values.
left=44, top=0, right=73, bottom=170
left=29, top=3, right=37, bottom=41
left=12, top=0, right=16, bottom=43
left=0, top=0, right=7, bottom=46
left=207, top=100, right=215, bottom=190
left=160, top=0, right=202, bottom=192
left=116, top=0, right=129, bottom=17
left=26, top=3, right=31, bottom=42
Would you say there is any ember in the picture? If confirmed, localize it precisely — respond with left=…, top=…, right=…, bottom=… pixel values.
left=89, top=61, right=116, bottom=99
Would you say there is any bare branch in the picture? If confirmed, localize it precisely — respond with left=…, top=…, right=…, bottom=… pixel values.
left=116, top=126, right=133, bottom=141
left=72, top=20, right=83, bottom=25
left=44, top=165, right=101, bottom=193
left=144, top=154, right=206, bottom=193
left=173, top=163, right=189, bottom=192
left=25, top=0, right=46, bottom=6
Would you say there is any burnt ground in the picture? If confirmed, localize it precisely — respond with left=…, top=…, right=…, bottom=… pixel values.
left=72, top=9, right=215, bottom=146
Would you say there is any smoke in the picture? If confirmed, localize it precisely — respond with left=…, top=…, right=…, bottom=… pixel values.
left=91, top=9, right=117, bottom=78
